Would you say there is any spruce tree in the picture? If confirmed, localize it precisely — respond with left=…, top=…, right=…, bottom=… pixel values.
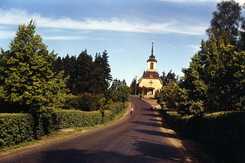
left=0, top=21, right=67, bottom=112
left=92, top=53, right=105, bottom=94
left=76, top=50, right=93, bottom=94
left=102, top=50, right=112, bottom=89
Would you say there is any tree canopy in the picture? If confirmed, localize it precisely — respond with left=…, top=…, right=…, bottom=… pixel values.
left=0, top=21, right=67, bottom=112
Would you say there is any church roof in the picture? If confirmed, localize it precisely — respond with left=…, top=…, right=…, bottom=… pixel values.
left=142, top=71, right=160, bottom=79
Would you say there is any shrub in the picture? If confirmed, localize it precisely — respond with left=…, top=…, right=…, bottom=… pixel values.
left=56, top=102, right=126, bottom=128
left=161, top=111, right=245, bottom=163
left=0, top=102, right=126, bottom=148
left=31, top=108, right=59, bottom=139
left=64, top=94, right=102, bottom=111
left=189, top=100, right=204, bottom=116
left=55, top=110, right=102, bottom=128
left=0, top=113, right=34, bottom=147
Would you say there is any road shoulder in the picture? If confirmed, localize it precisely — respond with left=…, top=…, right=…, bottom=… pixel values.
left=143, top=98, right=211, bottom=163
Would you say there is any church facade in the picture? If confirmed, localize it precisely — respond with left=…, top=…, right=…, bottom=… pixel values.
left=138, top=43, right=162, bottom=98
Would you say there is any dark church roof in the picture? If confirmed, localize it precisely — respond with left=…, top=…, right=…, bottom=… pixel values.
left=142, top=71, right=160, bottom=79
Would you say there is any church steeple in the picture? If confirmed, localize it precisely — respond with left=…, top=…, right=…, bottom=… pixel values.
left=147, top=42, right=157, bottom=72
left=147, top=42, right=157, bottom=63
left=151, top=42, right=154, bottom=57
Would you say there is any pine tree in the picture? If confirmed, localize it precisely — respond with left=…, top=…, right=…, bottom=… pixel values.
left=53, top=56, right=64, bottom=73
left=92, top=53, right=105, bottom=94
left=0, top=21, right=67, bottom=112
left=102, top=50, right=112, bottom=90
left=76, top=50, right=93, bottom=94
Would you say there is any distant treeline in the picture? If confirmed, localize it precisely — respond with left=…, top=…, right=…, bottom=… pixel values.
left=53, top=50, right=112, bottom=95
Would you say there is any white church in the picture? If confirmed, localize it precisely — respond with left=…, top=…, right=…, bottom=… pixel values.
left=138, top=43, right=163, bottom=98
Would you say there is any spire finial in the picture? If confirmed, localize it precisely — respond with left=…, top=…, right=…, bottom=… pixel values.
left=151, top=42, right=154, bottom=57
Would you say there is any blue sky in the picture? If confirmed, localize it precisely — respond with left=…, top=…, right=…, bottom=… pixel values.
left=0, top=0, right=243, bottom=84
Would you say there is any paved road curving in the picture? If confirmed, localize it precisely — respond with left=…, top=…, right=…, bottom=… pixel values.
left=0, top=97, right=201, bottom=163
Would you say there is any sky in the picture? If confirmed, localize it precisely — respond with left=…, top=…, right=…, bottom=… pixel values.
left=0, top=0, right=244, bottom=84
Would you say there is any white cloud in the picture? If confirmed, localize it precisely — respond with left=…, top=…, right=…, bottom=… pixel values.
left=43, top=36, right=87, bottom=40
left=159, top=0, right=245, bottom=5
left=0, top=8, right=207, bottom=38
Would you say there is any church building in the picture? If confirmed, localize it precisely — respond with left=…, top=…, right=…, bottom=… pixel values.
left=138, top=43, right=162, bottom=98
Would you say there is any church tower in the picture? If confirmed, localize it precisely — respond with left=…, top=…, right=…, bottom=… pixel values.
left=138, top=42, right=162, bottom=98
left=147, top=42, right=157, bottom=72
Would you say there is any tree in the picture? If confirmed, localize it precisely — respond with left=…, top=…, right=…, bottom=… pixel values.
left=181, top=53, right=208, bottom=103
left=53, top=56, right=63, bottom=73
left=91, top=53, right=105, bottom=94
left=160, top=70, right=177, bottom=85
left=108, top=79, right=130, bottom=103
left=76, top=50, right=93, bottom=94
left=101, top=50, right=112, bottom=90
left=91, top=51, right=112, bottom=95
left=179, top=1, right=245, bottom=114
left=207, top=0, right=242, bottom=45
left=130, top=77, right=137, bottom=95
left=182, top=33, right=245, bottom=113
left=238, top=19, right=245, bottom=50
left=0, top=21, right=67, bottom=112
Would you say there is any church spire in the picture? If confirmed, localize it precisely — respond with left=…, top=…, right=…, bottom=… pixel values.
left=147, top=42, right=157, bottom=63
left=151, top=42, right=154, bottom=57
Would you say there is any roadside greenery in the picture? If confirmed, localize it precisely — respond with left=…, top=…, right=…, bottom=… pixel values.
left=0, top=21, right=130, bottom=148
left=157, top=0, right=245, bottom=115
left=160, top=111, right=245, bottom=163
left=57, top=102, right=125, bottom=128
left=156, top=1, right=245, bottom=163
left=0, top=113, right=33, bottom=147
left=0, top=21, right=68, bottom=113
left=0, top=102, right=126, bottom=148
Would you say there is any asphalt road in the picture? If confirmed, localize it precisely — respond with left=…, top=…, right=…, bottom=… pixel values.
left=0, top=97, right=200, bottom=163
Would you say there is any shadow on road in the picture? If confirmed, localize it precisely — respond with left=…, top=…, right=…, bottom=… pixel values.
left=142, top=113, right=161, bottom=117
left=41, top=141, right=183, bottom=163
left=41, top=149, right=163, bottom=163
left=134, top=140, right=183, bottom=162
left=134, top=128, right=179, bottom=139
left=131, top=120, right=162, bottom=128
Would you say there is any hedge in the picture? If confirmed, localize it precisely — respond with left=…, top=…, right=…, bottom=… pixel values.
left=0, top=113, right=34, bottom=147
left=0, top=102, right=126, bottom=148
left=160, top=111, right=245, bottom=163
left=56, top=102, right=125, bottom=128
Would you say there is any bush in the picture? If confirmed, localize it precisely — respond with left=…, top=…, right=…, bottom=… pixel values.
left=0, top=102, right=126, bottom=148
left=189, top=101, right=204, bottom=116
left=160, top=111, right=245, bottom=163
left=64, top=94, right=102, bottom=111
left=0, top=113, right=34, bottom=147
left=56, top=102, right=125, bottom=128
left=55, top=110, right=102, bottom=128
left=31, top=108, right=59, bottom=139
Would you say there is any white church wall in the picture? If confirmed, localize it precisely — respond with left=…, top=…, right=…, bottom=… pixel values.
left=138, top=79, right=162, bottom=89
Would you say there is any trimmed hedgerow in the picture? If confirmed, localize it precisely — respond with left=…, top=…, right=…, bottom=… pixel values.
left=0, top=102, right=126, bottom=148
left=56, top=102, right=126, bottom=128
left=56, top=110, right=102, bottom=128
left=0, top=113, right=34, bottom=147
left=160, top=111, right=245, bottom=163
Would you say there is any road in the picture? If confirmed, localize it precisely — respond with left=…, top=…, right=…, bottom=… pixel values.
left=0, top=97, right=202, bottom=163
